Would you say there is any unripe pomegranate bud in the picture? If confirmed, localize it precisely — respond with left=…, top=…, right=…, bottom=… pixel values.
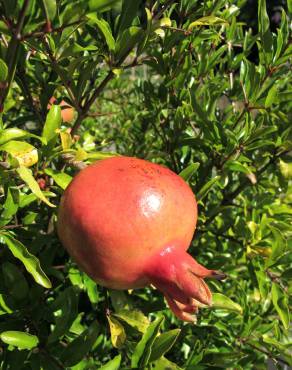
left=57, top=157, right=225, bottom=322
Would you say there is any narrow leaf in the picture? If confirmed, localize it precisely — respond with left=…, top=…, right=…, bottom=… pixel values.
left=42, top=104, right=62, bottom=144
left=271, top=283, right=290, bottom=330
left=16, top=166, right=55, bottom=207
left=0, top=331, right=39, bottom=350
left=0, top=233, right=52, bottom=289
left=179, top=163, right=200, bottom=182
left=99, top=354, right=121, bottom=370
left=131, top=316, right=164, bottom=368
left=212, top=293, right=243, bottom=314
left=149, top=329, right=181, bottom=362
left=45, top=168, right=72, bottom=190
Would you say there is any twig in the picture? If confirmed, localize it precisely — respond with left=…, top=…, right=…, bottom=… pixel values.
left=0, top=0, right=30, bottom=112
left=22, top=19, right=85, bottom=40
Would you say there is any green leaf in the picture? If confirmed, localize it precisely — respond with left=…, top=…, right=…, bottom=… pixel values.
left=266, top=226, right=287, bottom=267
left=179, top=162, right=200, bottom=182
left=48, top=286, right=79, bottom=343
left=279, top=159, right=292, bottom=178
left=149, top=329, right=181, bottom=362
left=224, top=160, right=253, bottom=175
left=0, top=128, right=45, bottom=145
left=115, top=26, right=143, bottom=61
left=113, top=309, right=149, bottom=333
left=189, top=16, right=227, bottom=29
left=87, top=14, right=115, bottom=51
left=212, top=293, right=243, bottom=314
left=88, top=0, right=120, bottom=12
left=16, top=166, right=55, bottom=207
left=0, top=140, right=38, bottom=167
left=107, top=315, right=126, bottom=349
left=265, top=84, right=278, bottom=108
left=131, top=316, right=164, bottom=368
left=197, top=176, right=220, bottom=201
left=0, top=331, right=39, bottom=350
left=150, top=357, right=183, bottom=370
left=118, top=0, right=141, bottom=34
left=2, top=261, right=29, bottom=301
left=44, top=168, right=72, bottom=190
left=60, top=321, right=99, bottom=366
left=258, top=0, right=270, bottom=34
left=271, top=283, right=290, bottom=330
left=0, top=58, right=8, bottom=81
left=99, top=354, right=121, bottom=370
left=41, top=0, right=56, bottom=20
left=0, top=188, right=19, bottom=227
left=0, top=233, right=52, bottom=289
left=42, top=104, right=61, bottom=144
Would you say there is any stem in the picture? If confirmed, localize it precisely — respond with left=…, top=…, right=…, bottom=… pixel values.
left=244, top=341, right=290, bottom=367
left=71, top=70, right=115, bottom=135
left=0, top=0, right=30, bottom=112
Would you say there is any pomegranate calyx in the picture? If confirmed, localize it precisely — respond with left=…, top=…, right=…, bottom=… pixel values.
left=145, top=246, right=216, bottom=321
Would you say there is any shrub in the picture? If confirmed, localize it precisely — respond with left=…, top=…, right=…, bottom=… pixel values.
left=0, top=0, right=291, bottom=368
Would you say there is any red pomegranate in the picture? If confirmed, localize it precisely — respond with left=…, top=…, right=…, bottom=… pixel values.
left=57, top=156, right=224, bottom=321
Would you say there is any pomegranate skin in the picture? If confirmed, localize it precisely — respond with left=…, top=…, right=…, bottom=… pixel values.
left=57, top=156, right=224, bottom=321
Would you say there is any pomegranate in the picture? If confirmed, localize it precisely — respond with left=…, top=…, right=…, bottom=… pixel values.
left=57, top=157, right=224, bottom=321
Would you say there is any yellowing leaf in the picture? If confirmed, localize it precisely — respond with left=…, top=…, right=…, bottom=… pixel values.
left=107, top=315, right=126, bottom=348
left=60, top=131, right=73, bottom=150
left=0, top=140, right=38, bottom=167
left=16, top=166, right=55, bottom=207
left=279, top=159, right=292, bottom=178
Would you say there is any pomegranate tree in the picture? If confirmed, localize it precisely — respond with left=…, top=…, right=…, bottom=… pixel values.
left=57, top=156, right=224, bottom=321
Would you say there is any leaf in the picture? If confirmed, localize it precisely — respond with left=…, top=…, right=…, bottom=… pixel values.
left=88, top=0, right=120, bottom=12
left=42, top=104, right=62, bottom=144
left=16, top=166, right=55, bottom=207
left=87, top=14, right=115, bottom=51
left=0, top=58, right=8, bottom=81
left=45, top=168, right=72, bottom=190
left=0, top=188, right=19, bottom=227
left=150, top=357, right=183, bottom=370
left=131, top=316, right=164, bottom=368
left=265, top=84, right=278, bottom=108
left=266, top=226, right=287, bottom=267
left=60, top=321, right=99, bottom=366
left=115, top=26, right=143, bottom=61
left=189, top=16, right=227, bottom=29
left=149, top=329, right=181, bottom=362
left=48, top=286, right=79, bottom=343
left=0, top=233, right=52, bottom=289
left=0, top=140, right=38, bottom=167
left=212, top=293, right=243, bottom=314
left=113, top=309, right=150, bottom=333
left=107, top=315, right=126, bottom=348
left=60, top=131, right=73, bottom=150
left=99, top=354, right=121, bottom=370
left=0, top=331, right=39, bottom=350
left=258, top=0, right=270, bottom=35
left=179, top=162, right=200, bottom=181
left=279, top=159, right=292, bottom=178
left=41, top=0, right=56, bottom=20
left=197, top=176, right=220, bottom=201
left=2, top=261, right=29, bottom=301
left=224, top=160, right=253, bottom=175
left=117, top=0, right=141, bottom=34
left=271, top=283, right=290, bottom=330
left=0, top=128, right=45, bottom=145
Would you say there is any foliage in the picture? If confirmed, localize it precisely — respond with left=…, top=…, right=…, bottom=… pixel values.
left=0, top=0, right=291, bottom=369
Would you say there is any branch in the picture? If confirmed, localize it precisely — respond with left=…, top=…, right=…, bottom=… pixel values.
left=0, top=0, right=30, bottom=112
